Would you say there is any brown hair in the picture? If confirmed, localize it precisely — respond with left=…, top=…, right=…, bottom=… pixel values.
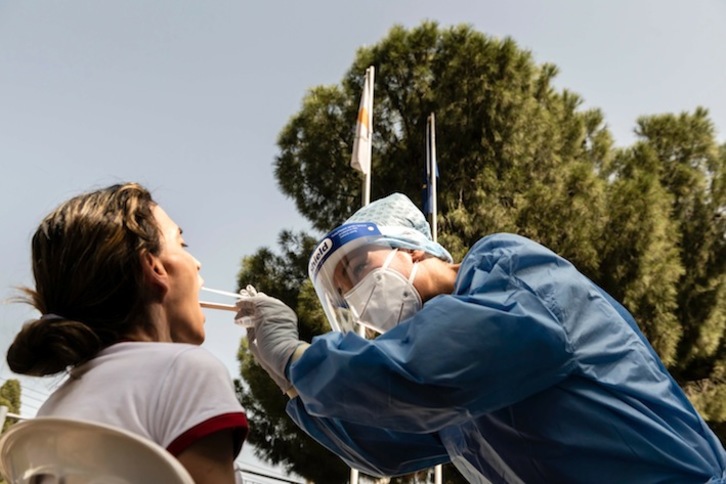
left=7, top=183, right=162, bottom=376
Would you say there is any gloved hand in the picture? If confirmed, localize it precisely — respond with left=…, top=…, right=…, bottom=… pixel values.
left=236, top=285, right=303, bottom=394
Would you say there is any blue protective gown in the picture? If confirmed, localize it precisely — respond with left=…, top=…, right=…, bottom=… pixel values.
left=286, top=233, right=726, bottom=483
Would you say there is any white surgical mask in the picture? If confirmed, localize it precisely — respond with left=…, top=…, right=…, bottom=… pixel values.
left=344, top=249, right=422, bottom=334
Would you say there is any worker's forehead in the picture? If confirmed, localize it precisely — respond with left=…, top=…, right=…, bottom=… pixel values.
left=336, top=244, right=389, bottom=266
left=342, top=245, right=375, bottom=261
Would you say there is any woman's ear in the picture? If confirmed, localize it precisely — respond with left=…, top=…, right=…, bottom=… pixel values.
left=141, top=251, right=169, bottom=297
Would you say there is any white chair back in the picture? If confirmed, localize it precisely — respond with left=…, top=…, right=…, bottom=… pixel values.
left=0, top=417, right=194, bottom=484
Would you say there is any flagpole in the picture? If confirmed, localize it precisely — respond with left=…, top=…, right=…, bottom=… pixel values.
left=428, top=113, right=437, bottom=242
left=349, top=65, right=374, bottom=484
left=362, top=167, right=371, bottom=207
left=427, top=113, right=443, bottom=484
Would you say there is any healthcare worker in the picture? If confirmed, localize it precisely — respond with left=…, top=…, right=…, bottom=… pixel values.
left=237, top=193, right=726, bottom=483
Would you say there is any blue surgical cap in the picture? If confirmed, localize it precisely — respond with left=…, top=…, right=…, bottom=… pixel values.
left=344, top=193, right=453, bottom=262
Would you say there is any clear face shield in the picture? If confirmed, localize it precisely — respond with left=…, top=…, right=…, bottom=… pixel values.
left=308, top=223, right=422, bottom=335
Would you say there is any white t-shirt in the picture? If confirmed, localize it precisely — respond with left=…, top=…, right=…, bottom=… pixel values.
left=39, top=342, right=248, bottom=457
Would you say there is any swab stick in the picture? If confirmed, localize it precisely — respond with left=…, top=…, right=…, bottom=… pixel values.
left=200, top=301, right=237, bottom=312
left=200, top=287, right=242, bottom=299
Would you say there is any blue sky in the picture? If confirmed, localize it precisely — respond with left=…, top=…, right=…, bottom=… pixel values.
left=1, top=0, right=724, bottom=476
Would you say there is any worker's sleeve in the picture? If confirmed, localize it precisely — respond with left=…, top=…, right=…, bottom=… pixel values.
left=286, top=398, right=449, bottom=477
left=288, top=233, right=577, bottom=434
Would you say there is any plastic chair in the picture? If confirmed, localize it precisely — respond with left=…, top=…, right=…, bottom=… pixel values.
left=0, top=417, right=195, bottom=484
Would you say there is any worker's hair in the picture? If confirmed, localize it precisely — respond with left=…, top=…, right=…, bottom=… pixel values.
left=7, top=183, right=162, bottom=376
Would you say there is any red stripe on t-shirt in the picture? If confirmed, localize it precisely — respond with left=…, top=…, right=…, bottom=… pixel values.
left=167, top=412, right=249, bottom=457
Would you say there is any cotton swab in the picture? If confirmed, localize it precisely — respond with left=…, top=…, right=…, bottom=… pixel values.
left=200, top=301, right=237, bottom=312
left=200, top=286, right=241, bottom=312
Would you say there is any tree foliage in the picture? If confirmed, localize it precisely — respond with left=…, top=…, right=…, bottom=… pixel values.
left=598, top=142, right=684, bottom=364
left=0, top=379, right=21, bottom=433
left=236, top=21, right=726, bottom=481
left=631, top=109, right=726, bottom=422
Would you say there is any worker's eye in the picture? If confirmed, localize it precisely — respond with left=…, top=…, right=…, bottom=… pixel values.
left=351, top=260, right=368, bottom=279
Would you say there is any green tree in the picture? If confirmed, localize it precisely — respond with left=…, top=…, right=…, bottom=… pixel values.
left=598, top=142, right=684, bottom=364
left=629, top=109, right=726, bottom=430
left=0, top=379, right=21, bottom=433
left=237, top=21, right=725, bottom=481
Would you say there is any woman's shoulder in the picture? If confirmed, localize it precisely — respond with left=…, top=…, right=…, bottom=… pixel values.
left=103, top=342, right=226, bottom=373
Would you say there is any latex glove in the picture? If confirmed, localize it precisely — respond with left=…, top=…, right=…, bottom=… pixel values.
left=236, top=285, right=303, bottom=393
